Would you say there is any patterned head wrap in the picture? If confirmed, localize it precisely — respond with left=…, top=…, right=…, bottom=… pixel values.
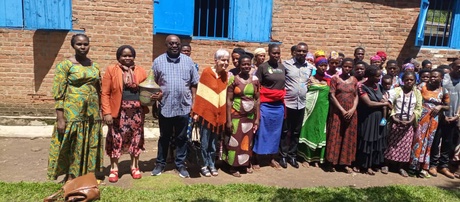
left=254, top=48, right=266, bottom=56
left=315, top=57, right=328, bottom=67
left=370, top=55, right=382, bottom=62
left=329, top=51, right=340, bottom=60
left=376, top=51, right=387, bottom=59
left=314, top=50, right=326, bottom=58
left=306, top=52, right=314, bottom=60
left=402, top=63, right=415, bottom=71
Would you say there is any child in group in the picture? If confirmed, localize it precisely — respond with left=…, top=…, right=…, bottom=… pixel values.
left=417, top=69, right=431, bottom=90
left=384, top=71, right=422, bottom=177
left=386, top=60, right=400, bottom=88
left=354, top=61, right=367, bottom=83
left=380, top=74, right=393, bottom=126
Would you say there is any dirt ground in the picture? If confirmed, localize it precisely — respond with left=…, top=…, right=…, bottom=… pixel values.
left=1, top=137, right=459, bottom=190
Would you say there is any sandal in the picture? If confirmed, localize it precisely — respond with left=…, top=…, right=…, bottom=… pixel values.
left=230, top=168, right=241, bottom=177
left=418, top=170, right=431, bottom=178
left=270, top=160, right=282, bottom=170
left=366, top=168, right=375, bottom=176
left=454, top=172, right=460, bottom=179
left=313, top=162, right=319, bottom=168
left=209, top=167, right=219, bottom=176
left=345, top=166, right=353, bottom=174
left=200, top=167, right=211, bottom=177
left=399, top=169, right=409, bottom=178
left=108, top=169, right=119, bottom=183
left=252, top=164, right=261, bottom=171
left=301, top=162, right=310, bottom=168
left=381, top=166, right=389, bottom=174
left=131, top=168, right=142, bottom=179
left=407, top=169, right=417, bottom=177
left=246, top=166, right=254, bottom=174
left=353, top=167, right=360, bottom=173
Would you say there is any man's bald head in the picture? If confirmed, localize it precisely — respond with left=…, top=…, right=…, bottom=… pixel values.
left=165, top=35, right=181, bottom=58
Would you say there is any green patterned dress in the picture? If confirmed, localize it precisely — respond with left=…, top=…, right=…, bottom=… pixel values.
left=222, top=75, right=259, bottom=167
left=47, top=60, right=104, bottom=180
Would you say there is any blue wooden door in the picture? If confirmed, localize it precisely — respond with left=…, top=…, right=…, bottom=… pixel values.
left=0, top=0, right=23, bottom=28
left=232, top=0, right=272, bottom=42
left=154, top=0, right=194, bottom=36
left=23, top=0, right=72, bottom=30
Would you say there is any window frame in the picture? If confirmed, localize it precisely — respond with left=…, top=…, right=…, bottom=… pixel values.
left=416, top=0, right=460, bottom=49
left=153, top=0, right=274, bottom=43
left=0, top=0, right=72, bottom=31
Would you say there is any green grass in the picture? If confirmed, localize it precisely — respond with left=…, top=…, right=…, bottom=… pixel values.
left=0, top=181, right=459, bottom=202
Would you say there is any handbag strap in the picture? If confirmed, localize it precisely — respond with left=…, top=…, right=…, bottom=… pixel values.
left=43, top=189, right=63, bottom=202
left=192, top=122, right=200, bottom=142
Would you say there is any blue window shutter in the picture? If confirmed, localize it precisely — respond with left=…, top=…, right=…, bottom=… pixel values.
left=449, top=0, right=460, bottom=48
left=0, top=0, right=23, bottom=27
left=23, top=0, right=72, bottom=30
left=154, top=0, right=194, bottom=36
left=415, top=0, right=429, bottom=46
left=232, top=0, right=272, bottom=42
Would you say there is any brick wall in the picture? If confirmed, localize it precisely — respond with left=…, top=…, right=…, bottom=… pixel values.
left=0, top=0, right=456, bottom=116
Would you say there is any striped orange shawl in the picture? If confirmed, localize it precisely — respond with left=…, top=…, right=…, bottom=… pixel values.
left=192, top=67, right=227, bottom=134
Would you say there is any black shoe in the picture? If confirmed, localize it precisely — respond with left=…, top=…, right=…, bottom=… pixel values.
left=288, top=158, right=299, bottom=169
left=279, top=158, right=288, bottom=169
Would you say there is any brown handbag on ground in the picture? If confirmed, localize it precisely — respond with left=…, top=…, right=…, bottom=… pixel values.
left=43, top=173, right=100, bottom=202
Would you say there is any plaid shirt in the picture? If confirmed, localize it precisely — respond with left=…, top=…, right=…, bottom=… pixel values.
left=283, top=58, right=313, bottom=110
left=153, top=53, right=199, bottom=118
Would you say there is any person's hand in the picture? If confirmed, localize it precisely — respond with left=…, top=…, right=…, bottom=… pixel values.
left=392, top=116, right=400, bottom=124
left=57, top=118, right=66, bottom=135
left=253, top=120, right=259, bottom=133
left=226, top=121, right=232, bottom=132
left=446, top=115, right=459, bottom=123
left=400, top=120, right=410, bottom=126
left=343, top=110, right=353, bottom=120
left=430, top=105, right=443, bottom=117
left=150, top=91, right=163, bottom=101
left=104, top=114, right=113, bottom=125
left=386, top=102, right=393, bottom=109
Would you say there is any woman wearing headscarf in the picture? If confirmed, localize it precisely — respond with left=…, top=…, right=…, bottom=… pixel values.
left=101, top=45, right=148, bottom=182
left=376, top=51, right=387, bottom=71
left=398, top=63, right=420, bottom=85
left=298, top=57, right=330, bottom=167
left=326, top=51, right=342, bottom=78
left=253, top=48, right=266, bottom=68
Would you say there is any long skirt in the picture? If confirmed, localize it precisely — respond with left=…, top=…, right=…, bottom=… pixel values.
left=384, top=122, right=414, bottom=162
left=298, top=85, right=330, bottom=163
left=106, top=100, right=145, bottom=158
left=326, top=104, right=357, bottom=166
left=253, top=101, right=284, bottom=155
left=410, top=107, right=439, bottom=170
left=223, top=113, right=255, bottom=167
left=47, top=118, right=103, bottom=180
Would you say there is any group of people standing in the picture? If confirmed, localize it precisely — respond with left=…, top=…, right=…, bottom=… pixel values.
left=47, top=34, right=460, bottom=184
